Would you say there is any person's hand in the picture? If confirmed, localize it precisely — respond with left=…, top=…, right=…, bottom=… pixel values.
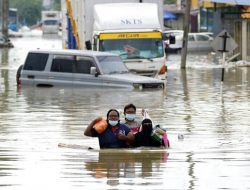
left=84, top=117, right=103, bottom=137
left=117, top=133, right=127, bottom=141
left=141, top=109, right=145, bottom=116
left=127, top=132, right=134, bottom=141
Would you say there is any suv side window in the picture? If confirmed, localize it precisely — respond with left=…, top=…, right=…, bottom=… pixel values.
left=196, top=34, right=209, bottom=41
left=188, top=35, right=195, bottom=41
left=23, top=53, right=49, bottom=71
left=75, top=57, right=95, bottom=74
left=51, top=56, right=74, bottom=73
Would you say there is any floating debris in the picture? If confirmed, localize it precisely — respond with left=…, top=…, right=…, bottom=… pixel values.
left=235, top=60, right=250, bottom=67
left=178, top=134, right=184, bottom=140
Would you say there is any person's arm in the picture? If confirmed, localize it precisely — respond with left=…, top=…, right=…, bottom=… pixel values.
left=84, top=117, right=102, bottom=137
left=126, top=131, right=135, bottom=143
left=117, top=131, right=134, bottom=142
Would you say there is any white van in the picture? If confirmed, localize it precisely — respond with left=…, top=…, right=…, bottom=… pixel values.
left=42, top=11, right=60, bottom=34
left=16, top=49, right=164, bottom=89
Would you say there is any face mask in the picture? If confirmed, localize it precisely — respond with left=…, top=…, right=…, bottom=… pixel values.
left=109, top=120, right=118, bottom=126
left=126, top=114, right=136, bottom=121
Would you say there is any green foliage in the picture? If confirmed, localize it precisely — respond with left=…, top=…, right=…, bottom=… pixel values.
left=54, top=0, right=61, bottom=10
left=9, top=0, right=61, bottom=26
left=10, top=0, right=43, bottom=26
left=164, top=0, right=176, bottom=4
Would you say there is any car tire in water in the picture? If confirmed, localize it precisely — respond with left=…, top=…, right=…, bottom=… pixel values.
left=16, top=65, right=23, bottom=86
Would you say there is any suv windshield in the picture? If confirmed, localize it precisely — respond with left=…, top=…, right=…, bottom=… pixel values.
left=96, top=56, right=129, bottom=75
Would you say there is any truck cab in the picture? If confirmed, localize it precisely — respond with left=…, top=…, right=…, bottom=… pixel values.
left=92, top=30, right=165, bottom=77
left=61, top=1, right=166, bottom=79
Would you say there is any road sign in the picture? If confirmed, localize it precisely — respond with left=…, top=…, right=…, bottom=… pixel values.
left=211, top=30, right=238, bottom=53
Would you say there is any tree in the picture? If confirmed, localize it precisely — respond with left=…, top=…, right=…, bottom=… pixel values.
left=10, top=0, right=43, bottom=26
left=54, top=0, right=61, bottom=10
left=164, top=0, right=177, bottom=4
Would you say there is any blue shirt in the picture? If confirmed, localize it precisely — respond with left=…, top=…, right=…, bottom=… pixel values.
left=92, top=124, right=131, bottom=148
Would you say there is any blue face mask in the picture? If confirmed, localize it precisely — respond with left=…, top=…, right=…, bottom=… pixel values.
left=125, top=114, right=136, bottom=121
left=109, top=120, right=118, bottom=126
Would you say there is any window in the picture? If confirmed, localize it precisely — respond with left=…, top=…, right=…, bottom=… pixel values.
left=196, top=35, right=209, bottom=41
left=97, top=56, right=128, bottom=74
left=99, top=38, right=164, bottom=59
left=188, top=35, right=195, bottom=41
left=44, top=20, right=58, bottom=25
left=75, top=58, right=95, bottom=74
left=23, top=53, right=49, bottom=71
left=51, top=56, right=74, bottom=73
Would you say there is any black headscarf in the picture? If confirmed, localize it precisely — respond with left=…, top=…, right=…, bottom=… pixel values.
left=140, top=118, right=153, bottom=139
left=133, top=118, right=161, bottom=147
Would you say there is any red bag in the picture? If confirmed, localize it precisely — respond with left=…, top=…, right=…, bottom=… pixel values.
left=93, top=118, right=108, bottom=134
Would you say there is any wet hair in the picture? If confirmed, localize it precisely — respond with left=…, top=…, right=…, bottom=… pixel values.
left=106, top=109, right=120, bottom=119
left=124, top=103, right=136, bottom=113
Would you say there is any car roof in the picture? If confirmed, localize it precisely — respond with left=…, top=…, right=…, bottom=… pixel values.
left=189, top=32, right=211, bottom=35
left=189, top=33, right=213, bottom=38
left=28, top=49, right=118, bottom=57
left=164, top=31, right=213, bottom=37
left=163, top=30, right=183, bottom=33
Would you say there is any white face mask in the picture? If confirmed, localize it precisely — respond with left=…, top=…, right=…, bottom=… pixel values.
left=109, top=120, right=118, bottom=126
left=125, top=114, right=136, bottom=121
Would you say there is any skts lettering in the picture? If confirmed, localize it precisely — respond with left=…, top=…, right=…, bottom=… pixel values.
left=121, top=19, right=142, bottom=25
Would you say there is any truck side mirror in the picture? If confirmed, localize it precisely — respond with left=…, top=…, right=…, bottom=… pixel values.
left=85, top=40, right=92, bottom=50
left=169, top=35, right=176, bottom=44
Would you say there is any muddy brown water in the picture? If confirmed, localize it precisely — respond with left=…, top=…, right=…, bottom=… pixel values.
left=0, top=35, right=250, bottom=190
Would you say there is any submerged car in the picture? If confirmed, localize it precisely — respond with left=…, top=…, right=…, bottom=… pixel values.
left=163, top=30, right=213, bottom=52
left=0, top=33, right=14, bottom=48
left=16, top=49, right=165, bottom=89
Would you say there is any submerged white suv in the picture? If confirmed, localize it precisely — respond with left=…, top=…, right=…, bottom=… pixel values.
left=16, top=49, right=165, bottom=89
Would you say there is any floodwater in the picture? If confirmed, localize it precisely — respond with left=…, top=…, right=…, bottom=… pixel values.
left=0, top=34, right=250, bottom=190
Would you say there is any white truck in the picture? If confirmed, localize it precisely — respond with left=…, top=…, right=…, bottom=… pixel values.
left=61, top=0, right=166, bottom=78
left=41, top=11, right=60, bottom=34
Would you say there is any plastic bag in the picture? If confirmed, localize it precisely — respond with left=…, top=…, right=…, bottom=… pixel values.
left=151, top=125, right=165, bottom=143
left=93, top=118, right=108, bottom=134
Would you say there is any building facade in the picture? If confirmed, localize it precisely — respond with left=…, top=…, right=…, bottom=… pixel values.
left=164, top=0, right=250, bottom=61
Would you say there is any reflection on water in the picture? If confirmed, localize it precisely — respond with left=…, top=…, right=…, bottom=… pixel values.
left=0, top=36, right=250, bottom=189
left=0, top=49, right=9, bottom=65
left=85, top=151, right=168, bottom=183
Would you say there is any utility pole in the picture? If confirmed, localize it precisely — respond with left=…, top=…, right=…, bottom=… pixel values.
left=2, top=0, right=9, bottom=37
left=180, top=0, right=191, bottom=69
